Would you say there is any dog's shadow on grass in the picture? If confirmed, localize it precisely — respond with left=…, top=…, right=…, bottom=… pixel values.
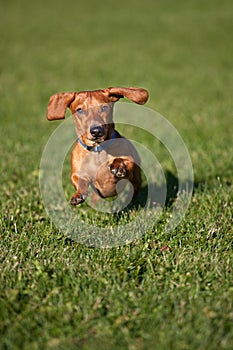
left=126, top=170, right=197, bottom=212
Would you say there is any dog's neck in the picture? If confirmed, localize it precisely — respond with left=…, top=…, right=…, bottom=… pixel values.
left=77, top=130, right=118, bottom=153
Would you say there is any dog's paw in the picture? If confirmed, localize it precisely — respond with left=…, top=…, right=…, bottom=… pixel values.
left=70, top=193, right=87, bottom=206
left=108, top=158, right=127, bottom=178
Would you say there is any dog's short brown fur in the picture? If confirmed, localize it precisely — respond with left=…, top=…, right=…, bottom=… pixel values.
left=47, top=87, right=149, bottom=205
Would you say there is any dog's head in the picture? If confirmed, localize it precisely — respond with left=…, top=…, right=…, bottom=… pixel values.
left=47, top=87, right=149, bottom=146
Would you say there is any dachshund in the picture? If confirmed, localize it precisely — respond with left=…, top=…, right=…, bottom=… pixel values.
left=46, top=87, right=149, bottom=206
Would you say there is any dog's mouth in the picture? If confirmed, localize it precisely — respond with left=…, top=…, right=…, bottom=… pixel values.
left=88, top=136, right=106, bottom=144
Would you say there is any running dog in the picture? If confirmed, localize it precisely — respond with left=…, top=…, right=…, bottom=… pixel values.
left=46, top=87, right=149, bottom=205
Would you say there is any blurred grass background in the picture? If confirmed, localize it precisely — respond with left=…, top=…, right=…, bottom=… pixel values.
left=0, top=0, right=232, bottom=349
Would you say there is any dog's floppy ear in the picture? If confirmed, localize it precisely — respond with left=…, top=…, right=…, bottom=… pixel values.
left=47, top=92, right=76, bottom=120
left=106, top=87, right=149, bottom=105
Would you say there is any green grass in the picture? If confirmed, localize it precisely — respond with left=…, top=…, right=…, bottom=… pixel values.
left=0, top=0, right=233, bottom=349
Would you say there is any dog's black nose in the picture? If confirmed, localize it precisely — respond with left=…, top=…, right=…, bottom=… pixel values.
left=90, top=125, right=105, bottom=138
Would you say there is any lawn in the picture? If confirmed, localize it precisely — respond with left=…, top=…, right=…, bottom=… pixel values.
left=0, top=0, right=233, bottom=349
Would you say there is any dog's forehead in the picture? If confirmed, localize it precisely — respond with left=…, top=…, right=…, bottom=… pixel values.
left=76, top=90, right=110, bottom=106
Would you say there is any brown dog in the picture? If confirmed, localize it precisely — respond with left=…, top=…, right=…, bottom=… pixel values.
left=47, top=87, right=149, bottom=206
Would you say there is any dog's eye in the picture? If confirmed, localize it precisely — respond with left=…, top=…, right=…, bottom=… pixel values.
left=76, top=108, right=86, bottom=115
left=100, top=105, right=109, bottom=113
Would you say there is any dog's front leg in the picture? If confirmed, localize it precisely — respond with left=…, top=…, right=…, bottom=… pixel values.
left=107, top=157, right=141, bottom=197
left=108, top=157, right=133, bottom=178
left=70, top=174, right=89, bottom=206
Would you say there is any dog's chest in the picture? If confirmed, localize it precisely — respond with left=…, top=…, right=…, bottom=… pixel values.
left=80, top=150, right=111, bottom=179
